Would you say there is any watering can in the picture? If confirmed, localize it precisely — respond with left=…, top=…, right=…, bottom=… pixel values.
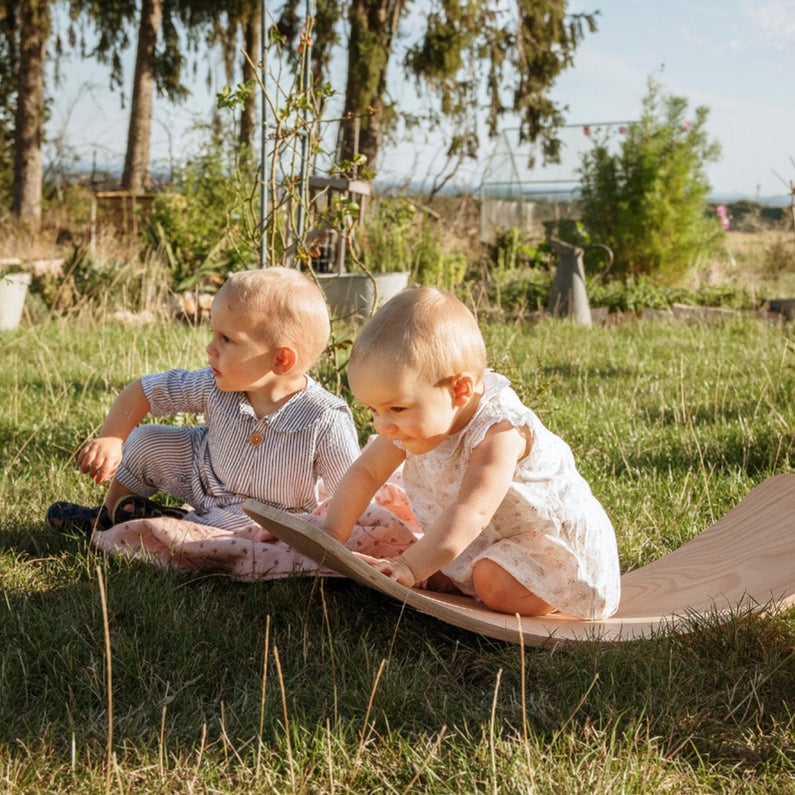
left=547, top=238, right=613, bottom=326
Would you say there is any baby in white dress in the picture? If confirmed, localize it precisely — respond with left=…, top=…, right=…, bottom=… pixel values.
left=323, top=287, right=620, bottom=619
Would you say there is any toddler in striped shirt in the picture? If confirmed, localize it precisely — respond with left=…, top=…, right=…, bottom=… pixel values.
left=46, top=268, right=360, bottom=535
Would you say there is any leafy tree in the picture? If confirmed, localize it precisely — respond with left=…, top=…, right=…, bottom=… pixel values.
left=0, top=3, right=18, bottom=202
left=578, top=78, right=721, bottom=281
left=274, top=0, right=596, bottom=181
left=237, top=3, right=260, bottom=152
left=71, top=0, right=260, bottom=189
left=3, top=0, right=223, bottom=215
left=205, top=0, right=261, bottom=152
left=122, top=0, right=163, bottom=190
left=66, top=0, right=198, bottom=191
left=4, top=0, right=50, bottom=226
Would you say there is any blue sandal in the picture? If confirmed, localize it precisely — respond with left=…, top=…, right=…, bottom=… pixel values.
left=46, top=501, right=113, bottom=534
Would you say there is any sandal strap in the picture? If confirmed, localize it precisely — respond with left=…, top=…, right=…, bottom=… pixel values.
left=112, top=495, right=187, bottom=525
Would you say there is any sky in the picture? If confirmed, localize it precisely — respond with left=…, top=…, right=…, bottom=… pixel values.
left=548, top=0, right=795, bottom=201
left=47, top=0, right=795, bottom=203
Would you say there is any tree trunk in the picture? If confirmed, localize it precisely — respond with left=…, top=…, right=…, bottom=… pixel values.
left=122, top=0, right=163, bottom=193
left=339, top=0, right=404, bottom=172
left=12, top=0, right=49, bottom=227
left=238, top=4, right=260, bottom=153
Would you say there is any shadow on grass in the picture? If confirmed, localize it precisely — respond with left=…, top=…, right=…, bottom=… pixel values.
left=3, top=543, right=795, bottom=777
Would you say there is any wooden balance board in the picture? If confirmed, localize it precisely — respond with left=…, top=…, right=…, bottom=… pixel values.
left=243, top=474, right=795, bottom=646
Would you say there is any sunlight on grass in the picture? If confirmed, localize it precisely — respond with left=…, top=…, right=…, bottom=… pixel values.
left=1, top=314, right=794, bottom=792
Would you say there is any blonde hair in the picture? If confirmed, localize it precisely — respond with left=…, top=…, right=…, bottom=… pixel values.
left=216, top=268, right=330, bottom=371
left=349, top=287, right=487, bottom=384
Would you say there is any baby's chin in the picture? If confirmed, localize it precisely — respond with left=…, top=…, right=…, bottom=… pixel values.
left=399, top=437, right=445, bottom=456
left=210, top=373, right=238, bottom=392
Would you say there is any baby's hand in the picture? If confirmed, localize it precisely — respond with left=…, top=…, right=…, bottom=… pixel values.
left=77, top=437, right=123, bottom=484
left=356, top=553, right=417, bottom=588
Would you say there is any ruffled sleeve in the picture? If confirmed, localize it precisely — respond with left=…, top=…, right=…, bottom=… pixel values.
left=461, top=371, right=540, bottom=455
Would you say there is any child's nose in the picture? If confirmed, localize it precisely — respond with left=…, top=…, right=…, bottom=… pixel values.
left=374, top=416, right=396, bottom=436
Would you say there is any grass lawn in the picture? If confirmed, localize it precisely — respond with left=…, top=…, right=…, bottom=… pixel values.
left=1, top=311, right=794, bottom=793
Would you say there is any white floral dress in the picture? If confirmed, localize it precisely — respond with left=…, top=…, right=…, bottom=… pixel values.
left=399, top=370, right=621, bottom=620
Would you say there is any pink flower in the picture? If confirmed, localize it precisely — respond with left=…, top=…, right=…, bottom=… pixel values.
left=618, top=126, right=627, bottom=135
left=682, top=121, right=692, bottom=131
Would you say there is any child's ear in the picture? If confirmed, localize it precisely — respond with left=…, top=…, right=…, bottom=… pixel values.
left=451, top=373, right=475, bottom=405
left=273, top=347, right=298, bottom=374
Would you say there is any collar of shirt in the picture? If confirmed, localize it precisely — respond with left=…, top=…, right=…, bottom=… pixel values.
left=235, top=377, right=341, bottom=432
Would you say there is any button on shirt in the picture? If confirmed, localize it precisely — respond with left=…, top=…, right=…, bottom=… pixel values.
left=141, top=368, right=360, bottom=514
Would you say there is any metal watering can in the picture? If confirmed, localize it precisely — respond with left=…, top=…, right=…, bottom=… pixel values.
left=547, top=238, right=613, bottom=326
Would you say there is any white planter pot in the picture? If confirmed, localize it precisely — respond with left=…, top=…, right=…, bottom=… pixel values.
left=317, top=271, right=410, bottom=320
left=0, top=272, right=31, bottom=332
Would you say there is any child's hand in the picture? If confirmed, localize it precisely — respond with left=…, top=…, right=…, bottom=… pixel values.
left=356, top=552, right=417, bottom=588
left=77, top=437, right=123, bottom=484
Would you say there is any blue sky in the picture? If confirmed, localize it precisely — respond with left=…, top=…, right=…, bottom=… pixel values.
left=547, top=0, right=794, bottom=200
left=48, top=0, right=794, bottom=202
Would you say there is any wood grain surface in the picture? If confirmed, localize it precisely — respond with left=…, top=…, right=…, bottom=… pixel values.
left=243, top=474, right=795, bottom=647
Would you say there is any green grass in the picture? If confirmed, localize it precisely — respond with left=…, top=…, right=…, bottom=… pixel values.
left=2, top=313, right=795, bottom=793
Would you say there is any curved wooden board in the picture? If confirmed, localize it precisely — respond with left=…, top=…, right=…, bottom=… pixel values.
left=243, top=474, right=795, bottom=646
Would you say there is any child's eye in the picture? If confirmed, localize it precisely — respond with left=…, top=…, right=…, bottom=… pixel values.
left=391, top=407, right=405, bottom=414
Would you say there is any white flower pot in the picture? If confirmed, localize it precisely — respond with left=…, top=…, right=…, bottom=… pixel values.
left=317, top=271, right=410, bottom=321
left=0, top=272, right=31, bottom=332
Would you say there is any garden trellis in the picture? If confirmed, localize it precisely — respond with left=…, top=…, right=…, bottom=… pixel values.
left=258, top=0, right=323, bottom=269
left=478, top=121, right=636, bottom=242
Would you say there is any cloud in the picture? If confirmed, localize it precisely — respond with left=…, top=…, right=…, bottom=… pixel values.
left=739, top=0, right=795, bottom=49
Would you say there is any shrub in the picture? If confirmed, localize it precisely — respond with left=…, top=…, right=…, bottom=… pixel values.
left=578, top=78, right=722, bottom=282
left=358, top=195, right=468, bottom=289
left=358, top=195, right=416, bottom=273
left=146, top=135, right=259, bottom=291
left=29, top=241, right=172, bottom=317
left=484, top=268, right=764, bottom=317
left=587, top=275, right=687, bottom=313
left=487, top=267, right=553, bottom=313
left=489, top=226, right=556, bottom=272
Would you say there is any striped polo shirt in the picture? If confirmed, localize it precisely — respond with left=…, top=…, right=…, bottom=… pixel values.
left=141, top=368, right=360, bottom=513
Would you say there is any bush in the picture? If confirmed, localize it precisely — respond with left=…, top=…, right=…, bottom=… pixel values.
left=487, top=227, right=557, bottom=277
left=146, top=136, right=259, bottom=291
left=484, top=268, right=764, bottom=317
left=587, top=276, right=686, bottom=313
left=359, top=195, right=416, bottom=273
left=486, top=267, right=553, bottom=313
left=359, top=195, right=468, bottom=289
left=578, top=78, right=722, bottom=282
